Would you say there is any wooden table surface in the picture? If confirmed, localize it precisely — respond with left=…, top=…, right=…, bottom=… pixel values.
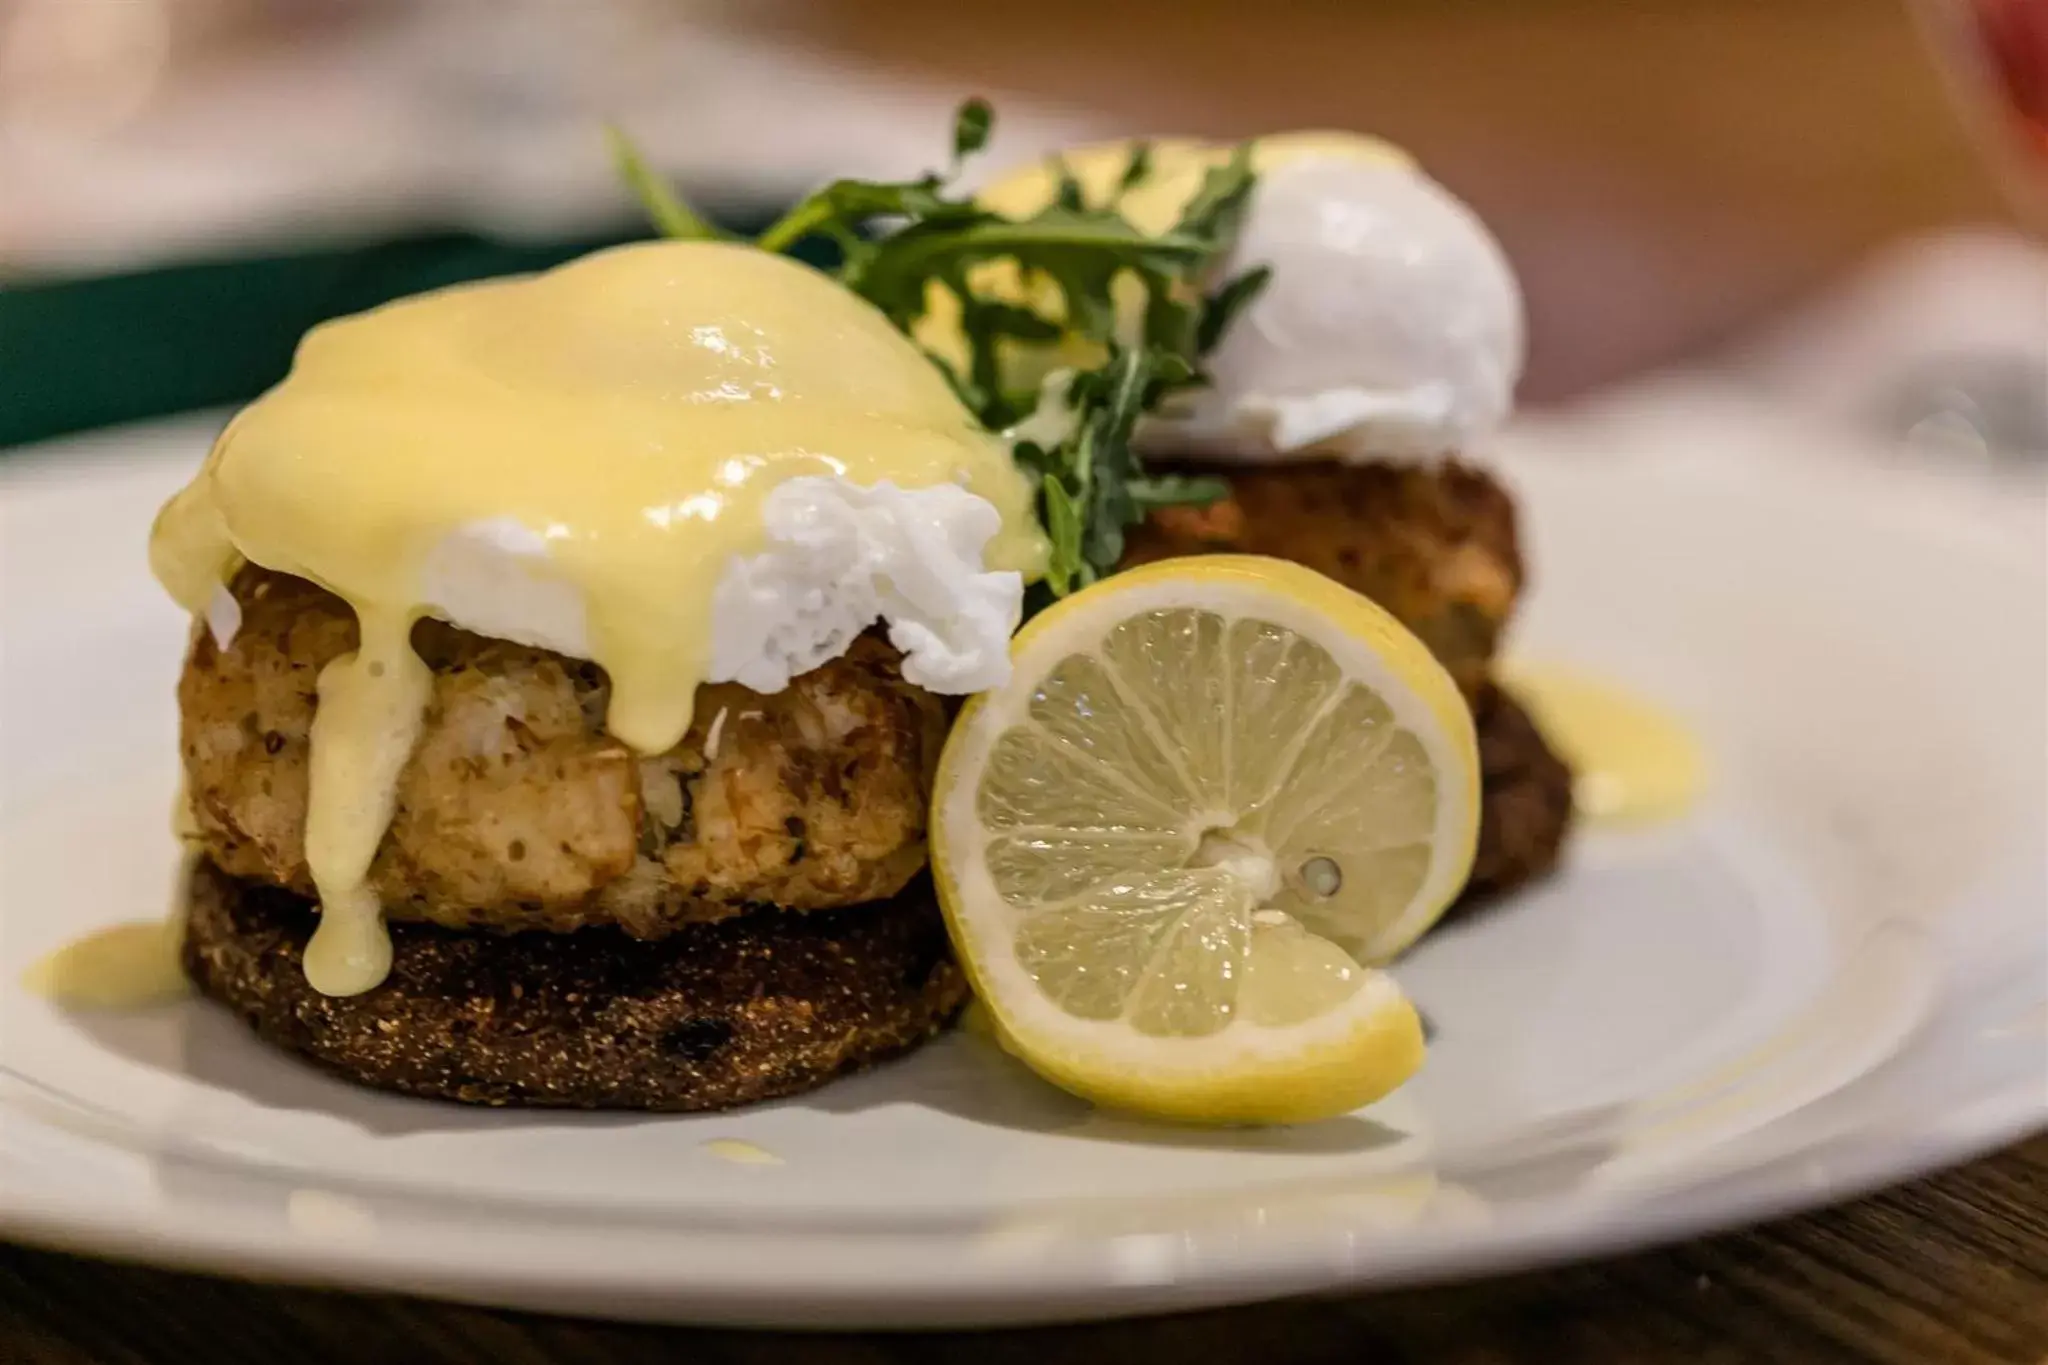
left=3, top=1134, right=2043, bottom=1365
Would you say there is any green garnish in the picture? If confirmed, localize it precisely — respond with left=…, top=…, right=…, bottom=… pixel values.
left=1011, top=350, right=1226, bottom=597
left=604, top=126, right=727, bottom=243
left=613, top=99, right=1266, bottom=596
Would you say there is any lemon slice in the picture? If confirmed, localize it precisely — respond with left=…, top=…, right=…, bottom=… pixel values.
left=931, top=555, right=1479, bottom=1124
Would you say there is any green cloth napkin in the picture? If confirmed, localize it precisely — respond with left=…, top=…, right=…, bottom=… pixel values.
left=0, top=232, right=628, bottom=450
left=0, top=211, right=806, bottom=450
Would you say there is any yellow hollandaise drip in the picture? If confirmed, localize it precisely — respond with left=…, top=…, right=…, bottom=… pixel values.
left=301, top=611, right=430, bottom=996
left=148, top=239, right=1046, bottom=999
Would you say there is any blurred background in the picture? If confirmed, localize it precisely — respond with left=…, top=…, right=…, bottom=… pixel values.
left=2, top=0, right=2044, bottom=471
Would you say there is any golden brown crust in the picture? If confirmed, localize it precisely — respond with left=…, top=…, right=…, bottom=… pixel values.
left=1457, top=682, right=1576, bottom=907
left=1122, top=459, right=1523, bottom=697
left=1123, top=458, right=1569, bottom=900
left=181, top=859, right=967, bottom=1111
left=180, top=569, right=948, bottom=935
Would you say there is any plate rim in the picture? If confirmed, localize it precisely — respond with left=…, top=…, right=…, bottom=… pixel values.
left=1, top=1075, right=2039, bottom=1328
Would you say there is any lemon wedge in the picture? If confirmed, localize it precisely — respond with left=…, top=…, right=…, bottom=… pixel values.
left=931, top=555, right=1479, bottom=1124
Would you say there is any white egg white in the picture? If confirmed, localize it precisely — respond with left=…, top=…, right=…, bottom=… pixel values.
left=1144, top=152, right=1524, bottom=462
left=414, top=479, right=1023, bottom=699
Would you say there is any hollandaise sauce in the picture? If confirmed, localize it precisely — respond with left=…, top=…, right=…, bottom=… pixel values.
left=919, top=130, right=1413, bottom=377
left=27, top=808, right=198, bottom=1008
left=24, top=917, right=191, bottom=1009
left=1504, top=665, right=1705, bottom=825
left=976, top=130, right=1413, bottom=232
left=701, top=1138, right=785, bottom=1166
left=300, top=618, right=428, bottom=995
left=149, top=240, right=1044, bottom=997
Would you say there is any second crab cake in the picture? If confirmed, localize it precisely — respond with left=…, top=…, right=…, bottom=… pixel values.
left=1123, top=459, right=1523, bottom=698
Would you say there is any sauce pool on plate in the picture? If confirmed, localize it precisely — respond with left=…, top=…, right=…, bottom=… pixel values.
left=1504, top=664, right=1705, bottom=826
left=24, top=917, right=189, bottom=1009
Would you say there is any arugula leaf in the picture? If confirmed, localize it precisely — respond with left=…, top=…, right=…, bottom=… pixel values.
left=1173, top=143, right=1260, bottom=245
left=951, top=98, right=994, bottom=166
left=1115, top=141, right=1155, bottom=199
left=607, top=125, right=726, bottom=242
left=612, top=103, right=1264, bottom=598
left=1127, top=470, right=1234, bottom=507
left=1035, top=474, right=1084, bottom=597
left=1011, top=348, right=1228, bottom=594
left=1197, top=264, right=1272, bottom=356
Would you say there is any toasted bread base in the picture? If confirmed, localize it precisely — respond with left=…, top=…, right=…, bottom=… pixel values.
left=181, top=859, right=968, bottom=1111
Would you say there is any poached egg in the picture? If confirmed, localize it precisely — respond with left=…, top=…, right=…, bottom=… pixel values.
left=926, top=131, right=1524, bottom=461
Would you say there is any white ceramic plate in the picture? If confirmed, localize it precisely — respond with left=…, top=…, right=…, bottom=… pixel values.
left=1, top=415, right=2042, bottom=1328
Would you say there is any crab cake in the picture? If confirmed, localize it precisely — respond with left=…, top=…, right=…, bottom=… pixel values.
left=181, top=569, right=950, bottom=937
left=1123, top=459, right=1522, bottom=697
